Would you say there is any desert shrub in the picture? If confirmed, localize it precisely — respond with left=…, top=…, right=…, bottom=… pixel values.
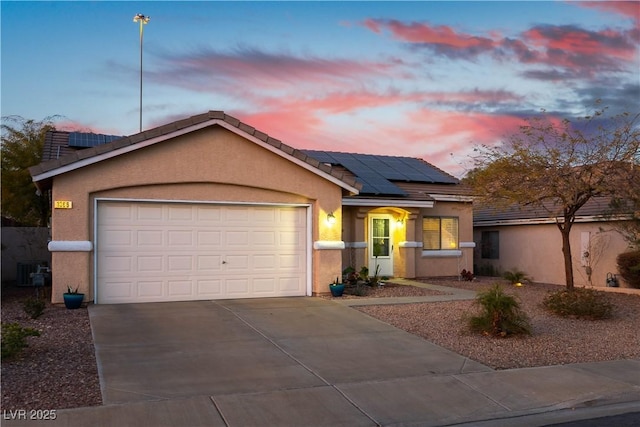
left=542, top=288, right=613, bottom=320
left=503, top=269, right=530, bottom=285
left=23, top=297, right=46, bottom=319
left=1, top=322, right=40, bottom=360
left=616, top=250, right=640, bottom=289
left=467, top=284, right=531, bottom=337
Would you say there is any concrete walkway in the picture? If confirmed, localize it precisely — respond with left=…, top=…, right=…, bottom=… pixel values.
left=5, top=282, right=640, bottom=427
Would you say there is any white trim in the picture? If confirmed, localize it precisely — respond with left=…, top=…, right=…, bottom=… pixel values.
left=431, top=194, right=474, bottom=202
left=33, top=118, right=360, bottom=194
left=460, top=242, right=476, bottom=248
left=342, top=198, right=434, bottom=208
left=94, top=197, right=311, bottom=208
left=94, top=198, right=313, bottom=303
left=48, top=241, right=93, bottom=252
left=345, top=241, right=367, bottom=249
left=473, top=214, right=628, bottom=227
left=313, top=241, right=345, bottom=250
left=422, top=250, right=462, bottom=258
left=399, top=241, right=422, bottom=248
left=306, top=205, right=313, bottom=296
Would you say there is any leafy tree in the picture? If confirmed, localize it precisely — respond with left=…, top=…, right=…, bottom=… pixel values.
left=1, top=116, right=57, bottom=226
left=467, top=106, right=640, bottom=289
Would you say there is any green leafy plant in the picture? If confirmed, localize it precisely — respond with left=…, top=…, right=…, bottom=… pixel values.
left=1, top=322, right=40, bottom=360
left=467, top=284, right=531, bottom=337
left=542, top=288, right=613, bottom=320
left=22, top=297, right=46, bottom=319
left=66, top=285, right=79, bottom=294
left=503, top=269, right=530, bottom=285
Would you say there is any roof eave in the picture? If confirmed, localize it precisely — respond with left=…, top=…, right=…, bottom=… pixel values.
left=30, top=117, right=360, bottom=195
left=342, top=198, right=435, bottom=208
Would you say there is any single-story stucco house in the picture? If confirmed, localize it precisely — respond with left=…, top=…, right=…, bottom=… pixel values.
left=473, top=198, right=634, bottom=288
left=30, top=111, right=473, bottom=304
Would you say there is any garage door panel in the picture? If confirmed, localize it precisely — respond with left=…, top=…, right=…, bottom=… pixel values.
left=137, top=205, right=163, bottom=221
left=197, top=255, right=222, bottom=271
left=137, top=230, right=163, bottom=246
left=168, top=280, right=193, bottom=296
left=168, top=256, right=192, bottom=271
left=138, top=281, right=164, bottom=297
left=97, top=202, right=307, bottom=303
left=197, top=230, right=221, bottom=246
left=197, top=279, right=222, bottom=296
left=168, top=230, right=194, bottom=246
left=102, top=256, right=133, bottom=272
left=138, top=256, right=164, bottom=272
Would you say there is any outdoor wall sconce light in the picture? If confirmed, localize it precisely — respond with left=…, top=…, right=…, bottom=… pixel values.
left=396, top=217, right=404, bottom=227
left=327, top=212, right=337, bottom=225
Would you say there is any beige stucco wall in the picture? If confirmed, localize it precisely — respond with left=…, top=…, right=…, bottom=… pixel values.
left=341, top=200, right=474, bottom=279
left=48, top=126, right=345, bottom=302
left=474, top=221, right=632, bottom=288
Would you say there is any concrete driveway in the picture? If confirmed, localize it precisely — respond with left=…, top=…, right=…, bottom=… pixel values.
left=75, top=297, right=640, bottom=427
left=88, top=297, right=497, bottom=426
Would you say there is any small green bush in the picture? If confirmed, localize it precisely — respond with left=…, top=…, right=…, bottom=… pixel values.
left=467, top=284, right=531, bottom=337
left=542, top=288, right=613, bottom=320
left=616, top=250, right=640, bottom=289
left=23, top=297, right=46, bottom=319
left=1, top=322, right=40, bottom=360
left=503, top=269, right=530, bottom=285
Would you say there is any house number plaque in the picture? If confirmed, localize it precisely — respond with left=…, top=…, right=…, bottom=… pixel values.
left=54, top=201, right=73, bottom=209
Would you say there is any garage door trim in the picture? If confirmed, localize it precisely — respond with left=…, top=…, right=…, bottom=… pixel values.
left=93, top=198, right=312, bottom=303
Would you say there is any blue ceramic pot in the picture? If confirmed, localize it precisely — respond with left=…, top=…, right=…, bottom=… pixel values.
left=329, top=284, right=345, bottom=297
left=63, top=293, right=84, bottom=309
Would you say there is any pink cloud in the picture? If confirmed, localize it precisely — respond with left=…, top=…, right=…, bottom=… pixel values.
left=523, top=25, right=637, bottom=64
left=362, top=17, right=638, bottom=79
left=577, top=1, right=640, bottom=26
left=153, top=47, right=402, bottom=94
left=363, top=18, right=497, bottom=54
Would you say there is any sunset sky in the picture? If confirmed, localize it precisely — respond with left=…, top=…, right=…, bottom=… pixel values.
left=2, top=1, right=638, bottom=177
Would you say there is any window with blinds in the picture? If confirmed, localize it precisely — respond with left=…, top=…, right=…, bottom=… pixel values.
left=422, top=217, right=459, bottom=250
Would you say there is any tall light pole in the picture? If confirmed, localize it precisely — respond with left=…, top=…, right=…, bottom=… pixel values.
left=133, top=13, right=150, bottom=133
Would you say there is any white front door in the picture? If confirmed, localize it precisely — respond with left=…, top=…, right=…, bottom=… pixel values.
left=369, top=214, right=393, bottom=277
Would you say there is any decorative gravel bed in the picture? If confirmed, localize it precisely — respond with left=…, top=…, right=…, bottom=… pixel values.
left=1, top=286, right=102, bottom=411
left=358, top=277, right=640, bottom=370
left=2, top=278, right=639, bottom=410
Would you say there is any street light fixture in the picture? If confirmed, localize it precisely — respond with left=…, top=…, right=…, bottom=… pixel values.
left=133, top=13, right=150, bottom=133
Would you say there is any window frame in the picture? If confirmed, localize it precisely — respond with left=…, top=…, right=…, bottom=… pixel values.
left=422, top=216, right=459, bottom=251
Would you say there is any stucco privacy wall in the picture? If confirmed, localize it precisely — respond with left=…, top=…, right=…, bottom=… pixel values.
left=474, top=222, right=631, bottom=287
left=48, top=125, right=344, bottom=302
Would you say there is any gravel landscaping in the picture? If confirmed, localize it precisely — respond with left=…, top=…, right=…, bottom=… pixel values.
left=358, top=277, right=640, bottom=370
left=2, top=277, right=639, bottom=411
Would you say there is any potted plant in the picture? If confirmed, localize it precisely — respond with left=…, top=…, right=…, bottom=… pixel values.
left=329, top=277, right=345, bottom=297
left=63, top=286, right=84, bottom=309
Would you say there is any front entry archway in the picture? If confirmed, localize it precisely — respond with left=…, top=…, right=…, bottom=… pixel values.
left=368, top=213, right=393, bottom=277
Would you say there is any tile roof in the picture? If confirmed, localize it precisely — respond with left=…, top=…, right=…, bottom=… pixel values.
left=31, top=111, right=467, bottom=204
left=29, top=111, right=361, bottom=192
left=474, top=197, right=625, bottom=225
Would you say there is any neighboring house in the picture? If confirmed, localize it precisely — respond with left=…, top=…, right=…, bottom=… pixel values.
left=29, top=111, right=473, bottom=304
left=473, top=198, right=633, bottom=288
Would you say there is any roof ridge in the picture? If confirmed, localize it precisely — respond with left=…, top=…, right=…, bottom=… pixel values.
left=30, top=110, right=362, bottom=193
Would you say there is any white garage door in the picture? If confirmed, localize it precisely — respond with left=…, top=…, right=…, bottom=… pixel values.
left=96, top=201, right=308, bottom=304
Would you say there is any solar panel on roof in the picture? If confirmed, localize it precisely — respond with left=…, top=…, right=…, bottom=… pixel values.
left=303, top=150, right=457, bottom=195
left=68, top=132, right=123, bottom=148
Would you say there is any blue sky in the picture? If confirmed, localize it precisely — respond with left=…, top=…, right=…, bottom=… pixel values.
left=2, top=1, right=638, bottom=176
